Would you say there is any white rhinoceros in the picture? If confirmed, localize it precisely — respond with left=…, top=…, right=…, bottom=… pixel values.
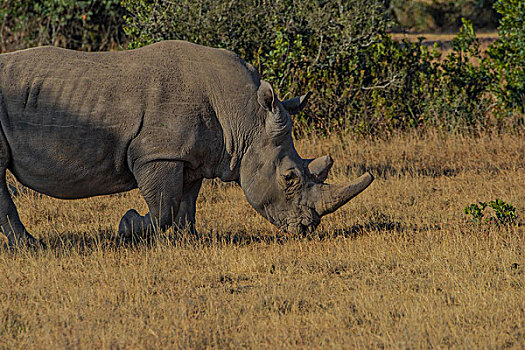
left=0, top=40, right=373, bottom=247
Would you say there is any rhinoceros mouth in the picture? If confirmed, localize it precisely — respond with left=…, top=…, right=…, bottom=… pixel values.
left=264, top=210, right=319, bottom=235
left=279, top=211, right=320, bottom=235
left=285, top=223, right=318, bottom=235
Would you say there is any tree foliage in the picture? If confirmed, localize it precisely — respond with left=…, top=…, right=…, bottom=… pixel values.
left=123, top=0, right=522, bottom=135
left=122, top=0, right=395, bottom=133
left=0, top=0, right=125, bottom=52
left=487, top=0, right=525, bottom=116
left=1, top=0, right=523, bottom=136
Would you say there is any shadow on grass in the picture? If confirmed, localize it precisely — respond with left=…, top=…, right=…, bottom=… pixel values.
left=115, top=219, right=410, bottom=247
left=37, top=230, right=120, bottom=256
left=317, top=220, right=404, bottom=240
left=0, top=220, right=440, bottom=255
left=0, top=229, right=118, bottom=255
left=352, top=163, right=459, bottom=179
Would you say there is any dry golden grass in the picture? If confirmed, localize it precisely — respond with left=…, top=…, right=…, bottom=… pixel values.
left=390, top=32, right=498, bottom=42
left=1, top=132, right=524, bottom=349
left=390, top=32, right=498, bottom=57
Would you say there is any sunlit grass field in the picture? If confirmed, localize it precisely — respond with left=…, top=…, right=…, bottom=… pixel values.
left=1, top=132, right=524, bottom=348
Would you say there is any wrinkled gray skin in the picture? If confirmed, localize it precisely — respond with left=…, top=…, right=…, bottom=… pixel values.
left=0, top=40, right=373, bottom=247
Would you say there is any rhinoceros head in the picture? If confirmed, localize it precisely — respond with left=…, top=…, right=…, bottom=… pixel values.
left=238, top=81, right=374, bottom=234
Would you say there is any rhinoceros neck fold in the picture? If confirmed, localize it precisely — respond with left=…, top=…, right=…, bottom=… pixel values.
left=203, top=57, right=263, bottom=182
left=210, top=93, right=263, bottom=182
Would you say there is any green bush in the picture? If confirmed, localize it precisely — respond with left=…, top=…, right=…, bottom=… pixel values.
left=122, top=0, right=453, bottom=134
left=464, top=199, right=517, bottom=225
left=122, top=0, right=396, bottom=134
left=427, top=18, right=494, bottom=133
left=2, top=0, right=523, bottom=136
left=123, top=0, right=506, bottom=135
left=358, top=18, right=494, bottom=134
left=0, top=0, right=126, bottom=52
left=486, top=0, right=525, bottom=117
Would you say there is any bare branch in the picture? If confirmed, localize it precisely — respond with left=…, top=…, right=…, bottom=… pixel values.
left=361, top=74, right=400, bottom=91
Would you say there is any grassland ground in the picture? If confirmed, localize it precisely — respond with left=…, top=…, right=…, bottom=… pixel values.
left=0, top=131, right=524, bottom=348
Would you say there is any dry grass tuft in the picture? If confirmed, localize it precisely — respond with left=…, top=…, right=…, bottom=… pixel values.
left=0, top=132, right=524, bottom=348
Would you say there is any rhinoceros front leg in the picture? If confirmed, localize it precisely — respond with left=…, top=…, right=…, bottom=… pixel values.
left=0, top=167, right=39, bottom=247
left=175, top=179, right=202, bottom=233
left=118, top=161, right=183, bottom=239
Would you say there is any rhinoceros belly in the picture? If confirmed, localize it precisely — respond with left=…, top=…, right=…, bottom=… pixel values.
left=6, top=121, right=137, bottom=199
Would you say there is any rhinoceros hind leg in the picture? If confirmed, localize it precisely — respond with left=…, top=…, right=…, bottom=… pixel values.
left=175, top=178, right=202, bottom=234
left=0, top=167, right=39, bottom=248
left=118, top=161, right=183, bottom=239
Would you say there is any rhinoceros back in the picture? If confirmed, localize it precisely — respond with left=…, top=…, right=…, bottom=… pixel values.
left=0, top=42, right=260, bottom=198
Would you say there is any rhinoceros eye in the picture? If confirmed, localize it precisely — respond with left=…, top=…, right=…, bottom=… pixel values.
left=280, top=168, right=301, bottom=191
left=283, top=169, right=297, bottom=182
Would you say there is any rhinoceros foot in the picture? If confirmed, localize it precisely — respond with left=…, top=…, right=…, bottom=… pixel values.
left=118, top=209, right=154, bottom=240
left=6, top=232, right=45, bottom=250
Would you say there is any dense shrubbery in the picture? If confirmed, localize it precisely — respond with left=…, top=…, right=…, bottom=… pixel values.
left=121, top=0, right=393, bottom=133
left=487, top=0, right=525, bottom=116
left=0, top=0, right=125, bottom=52
left=122, top=0, right=523, bottom=135
left=1, top=0, right=523, bottom=136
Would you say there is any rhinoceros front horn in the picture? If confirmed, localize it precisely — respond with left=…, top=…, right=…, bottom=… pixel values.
left=314, top=172, right=374, bottom=216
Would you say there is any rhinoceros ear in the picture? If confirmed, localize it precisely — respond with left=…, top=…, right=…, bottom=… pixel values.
left=307, top=155, right=333, bottom=182
left=257, top=80, right=275, bottom=113
left=282, top=91, right=312, bottom=114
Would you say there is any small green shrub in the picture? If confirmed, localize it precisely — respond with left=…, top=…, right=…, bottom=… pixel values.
left=464, top=198, right=517, bottom=225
